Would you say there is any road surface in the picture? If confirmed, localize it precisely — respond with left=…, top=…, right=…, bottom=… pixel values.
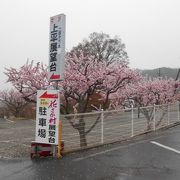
left=1, top=124, right=180, bottom=180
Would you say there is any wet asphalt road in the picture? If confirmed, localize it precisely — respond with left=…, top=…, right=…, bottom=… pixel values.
left=1, top=125, right=180, bottom=180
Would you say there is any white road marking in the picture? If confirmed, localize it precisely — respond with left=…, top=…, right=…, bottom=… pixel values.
left=151, top=141, right=180, bottom=154
left=24, top=137, right=34, bottom=140
left=5, top=119, right=14, bottom=123
left=0, top=140, right=11, bottom=143
left=0, top=156, right=11, bottom=160
left=21, top=144, right=31, bottom=147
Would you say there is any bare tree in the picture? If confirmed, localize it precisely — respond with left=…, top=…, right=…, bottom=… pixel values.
left=69, top=32, right=129, bottom=66
left=0, top=89, right=29, bottom=118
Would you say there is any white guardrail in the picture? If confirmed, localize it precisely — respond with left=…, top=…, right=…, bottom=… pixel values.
left=61, top=102, right=180, bottom=152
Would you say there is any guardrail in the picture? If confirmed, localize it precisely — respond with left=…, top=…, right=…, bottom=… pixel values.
left=61, top=102, right=180, bottom=152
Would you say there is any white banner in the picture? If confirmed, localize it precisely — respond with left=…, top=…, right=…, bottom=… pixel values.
left=35, top=90, right=60, bottom=145
left=49, top=14, right=66, bottom=81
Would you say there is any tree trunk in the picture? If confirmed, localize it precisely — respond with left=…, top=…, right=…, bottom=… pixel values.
left=155, top=109, right=167, bottom=127
left=15, top=109, right=20, bottom=118
left=140, top=108, right=154, bottom=131
left=79, top=129, right=87, bottom=147
left=77, top=117, right=87, bottom=147
left=147, top=120, right=153, bottom=131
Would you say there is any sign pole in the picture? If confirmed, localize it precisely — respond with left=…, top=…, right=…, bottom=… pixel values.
left=57, top=120, right=62, bottom=158
left=55, top=80, right=62, bottom=159
left=49, top=14, right=66, bottom=159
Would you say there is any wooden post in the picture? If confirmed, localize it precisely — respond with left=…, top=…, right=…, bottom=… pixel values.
left=57, top=120, right=62, bottom=158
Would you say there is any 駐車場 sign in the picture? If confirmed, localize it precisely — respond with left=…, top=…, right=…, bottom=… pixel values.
left=35, top=90, right=60, bottom=145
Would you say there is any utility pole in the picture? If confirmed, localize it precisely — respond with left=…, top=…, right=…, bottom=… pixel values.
left=158, top=68, right=161, bottom=79
left=175, top=68, right=180, bottom=80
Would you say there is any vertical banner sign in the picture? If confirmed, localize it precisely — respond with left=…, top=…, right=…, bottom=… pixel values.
left=35, top=90, right=60, bottom=145
left=49, top=14, right=66, bottom=81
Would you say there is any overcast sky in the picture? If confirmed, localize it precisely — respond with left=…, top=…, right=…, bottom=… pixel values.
left=0, top=0, right=180, bottom=89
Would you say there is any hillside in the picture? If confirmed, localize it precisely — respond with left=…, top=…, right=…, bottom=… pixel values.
left=140, top=67, right=180, bottom=80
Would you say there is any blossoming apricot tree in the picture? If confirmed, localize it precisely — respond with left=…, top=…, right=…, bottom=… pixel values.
left=5, top=53, right=140, bottom=147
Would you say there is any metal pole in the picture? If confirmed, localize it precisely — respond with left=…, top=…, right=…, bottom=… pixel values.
left=52, top=81, right=59, bottom=158
left=167, top=104, right=170, bottom=125
left=177, top=101, right=180, bottom=122
left=153, top=104, right=156, bottom=131
left=101, top=109, right=104, bottom=144
left=57, top=82, right=63, bottom=159
left=131, top=105, right=134, bottom=137
left=53, top=80, right=63, bottom=159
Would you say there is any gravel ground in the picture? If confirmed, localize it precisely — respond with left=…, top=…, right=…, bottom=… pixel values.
left=0, top=118, right=35, bottom=159
left=0, top=117, right=179, bottom=160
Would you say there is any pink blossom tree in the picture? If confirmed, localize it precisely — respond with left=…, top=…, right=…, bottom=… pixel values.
left=5, top=53, right=140, bottom=147
left=128, top=78, right=179, bottom=106
left=5, top=61, right=49, bottom=103
left=110, top=78, right=180, bottom=130
left=62, top=53, right=140, bottom=146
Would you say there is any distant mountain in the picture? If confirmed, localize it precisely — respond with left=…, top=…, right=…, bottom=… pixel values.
left=140, top=67, right=180, bottom=80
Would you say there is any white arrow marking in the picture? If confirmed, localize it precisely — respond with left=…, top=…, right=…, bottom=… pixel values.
left=151, top=141, right=180, bottom=154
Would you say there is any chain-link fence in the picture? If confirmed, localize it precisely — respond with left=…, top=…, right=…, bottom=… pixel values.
left=61, top=102, right=180, bottom=152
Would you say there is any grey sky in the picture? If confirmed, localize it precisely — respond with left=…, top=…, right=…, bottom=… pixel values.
left=0, top=0, right=180, bottom=89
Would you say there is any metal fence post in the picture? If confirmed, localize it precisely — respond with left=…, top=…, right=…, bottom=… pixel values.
left=167, top=104, right=170, bottom=125
left=177, top=101, right=180, bottom=122
left=153, top=104, right=156, bottom=131
left=131, top=105, right=134, bottom=137
left=101, top=109, right=104, bottom=144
